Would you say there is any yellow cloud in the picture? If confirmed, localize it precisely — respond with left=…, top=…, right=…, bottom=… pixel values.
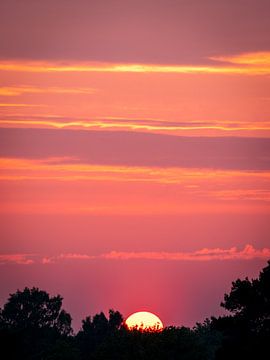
left=1, top=119, right=270, bottom=134
left=211, top=51, right=270, bottom=65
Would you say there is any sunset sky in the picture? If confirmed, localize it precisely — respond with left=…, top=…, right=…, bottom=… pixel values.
left=0, top=0, right=270, bottom=329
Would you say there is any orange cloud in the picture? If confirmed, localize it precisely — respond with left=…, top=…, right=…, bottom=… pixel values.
left=211, top=51, right=270, bottom=66
left=0, top=86, right=97, bottom=96
left=1, top=157, right=269, bottom=215
left=0, top=52, right=269, bottom=75
left=1, top=157, right=270, bottom=186
left=0, top=103, right=46, bottom=107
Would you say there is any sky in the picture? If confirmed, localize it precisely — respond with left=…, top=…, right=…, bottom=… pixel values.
left=0, top=0, right=270, bottom=330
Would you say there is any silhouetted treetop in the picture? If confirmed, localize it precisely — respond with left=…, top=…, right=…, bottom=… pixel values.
left=80, top=309, right=123, bottom=334
left=108, top=309, right=123, bottom=330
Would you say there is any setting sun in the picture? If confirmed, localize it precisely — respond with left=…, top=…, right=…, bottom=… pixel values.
left=125, top=311, right=164, bottom=331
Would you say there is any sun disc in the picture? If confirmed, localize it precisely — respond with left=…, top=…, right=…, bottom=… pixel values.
left=125, top=311, right=163, bottom=331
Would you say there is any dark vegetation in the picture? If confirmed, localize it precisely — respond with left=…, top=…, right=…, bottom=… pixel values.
left=0, top=260, right=269, bottom=359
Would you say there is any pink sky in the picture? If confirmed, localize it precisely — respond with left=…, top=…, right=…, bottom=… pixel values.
left=0, top=0, right=270, bottom=330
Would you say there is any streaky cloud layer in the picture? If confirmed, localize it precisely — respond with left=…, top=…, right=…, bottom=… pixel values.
left=1, top=119, right=270, bottom=138
left=0, top=54, right=269, bottom=74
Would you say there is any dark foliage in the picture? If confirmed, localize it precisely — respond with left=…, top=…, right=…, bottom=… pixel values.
left=212, top=260, right=270, bottom=359
left=0, top=287, right=72, bottom=335
left=0, top=287, right=75, bottom=359
left=0, top=260, right=269, bottom=359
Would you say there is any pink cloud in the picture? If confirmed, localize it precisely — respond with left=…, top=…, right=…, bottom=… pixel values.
left=102, top=245, right=270, bottom=261
left=42, top=253, right=95, bottom=264
left=0, top=254, right=34, bottom=265
left=41, top=245, right=270, bottom=264
left=2, top=245, right=269, bottom=265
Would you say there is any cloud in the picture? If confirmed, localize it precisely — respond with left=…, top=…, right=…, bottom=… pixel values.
left=41, top=245, right=270, bottom=264
left=1, top=118, right=270, bottom=135
left=1, top=157, right=270, bottom=200
left=0, top=86, right=97, bottom=96
left=211, top=52, right=270, bottom=66
left=42, top=253, right=94, bottom=264
left=0, top=103, right=46, bottom=107
left=0, top=57, right=269, bottom=75
left=1, top=246, right=269, bottom=265
left=0, top=254, right=34, bottom=265
left=101, top=245, right=270, bottom=261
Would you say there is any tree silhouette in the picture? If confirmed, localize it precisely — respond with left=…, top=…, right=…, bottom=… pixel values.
left=76, top=309, right=124, bottom=359
left=212, top=260, right=270, bottom=359
left=0, top=287, right=72, bottom=335
left=0, top=287, right=76, bottom=359
left=221, top=260, right=270, bottom=332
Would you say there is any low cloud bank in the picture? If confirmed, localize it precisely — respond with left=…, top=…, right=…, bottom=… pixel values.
left=1, top=245, right=269, bottom=265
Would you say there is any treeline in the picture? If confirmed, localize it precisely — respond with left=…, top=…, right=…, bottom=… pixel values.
left=0, top=260, right=269, bottom=359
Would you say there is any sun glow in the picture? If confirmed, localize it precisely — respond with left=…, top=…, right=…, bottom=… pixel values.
left=125, top=311, right=164, bottom=331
